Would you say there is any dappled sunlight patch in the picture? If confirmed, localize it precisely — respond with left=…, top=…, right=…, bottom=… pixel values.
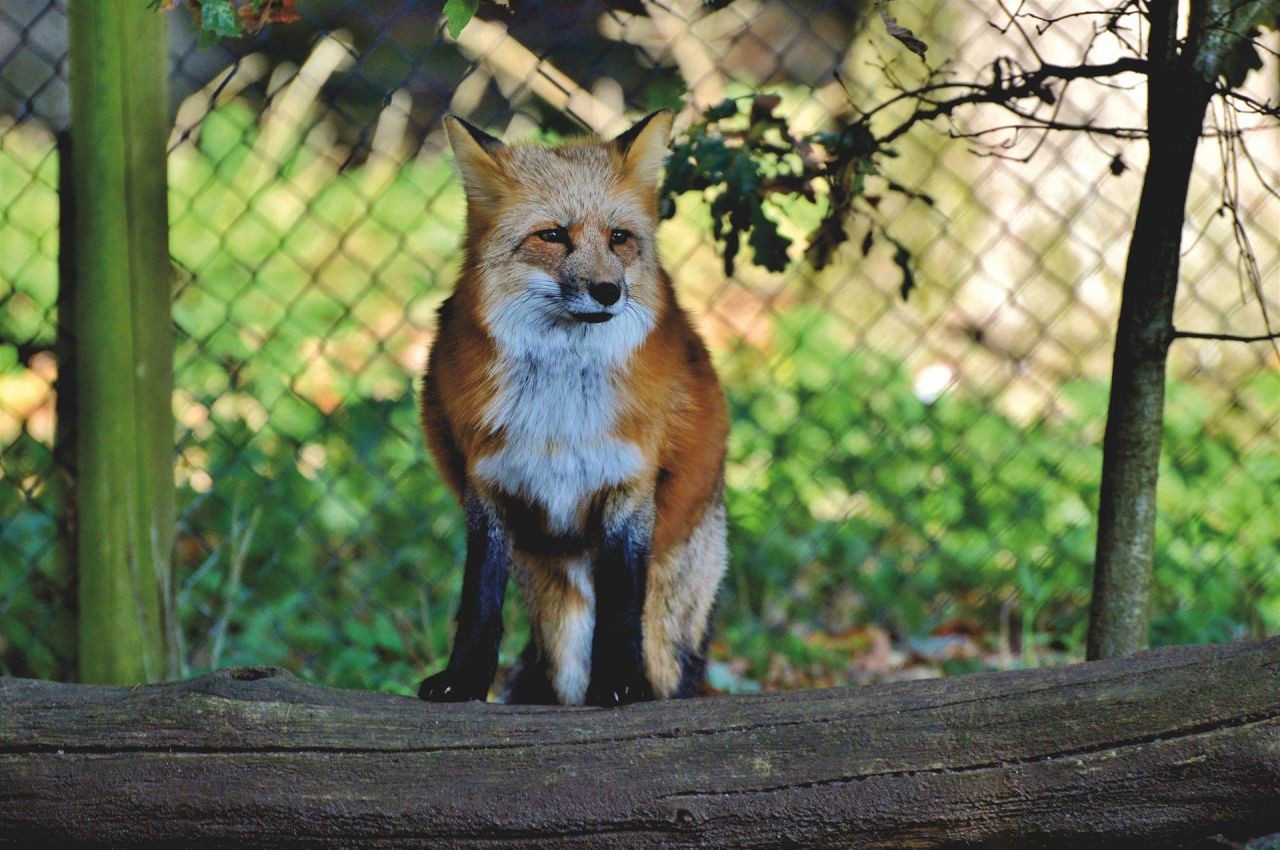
left=210, top=392, right=269, bottom=432
left=0, top=359, right=55, bottom=447
left=295, top=443, right=327, bottom=480
left=176, top=447, right=214, bottom=494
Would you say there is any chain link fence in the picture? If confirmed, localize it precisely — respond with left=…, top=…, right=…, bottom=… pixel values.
left=2, top=0, right=1278, bottom=691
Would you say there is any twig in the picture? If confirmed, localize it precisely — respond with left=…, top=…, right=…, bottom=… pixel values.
left=1172, top=330, right=1280, bottom=342
left=208, top=501, right=262, bottom=670
left=876, top=57, right=1150, bottom=145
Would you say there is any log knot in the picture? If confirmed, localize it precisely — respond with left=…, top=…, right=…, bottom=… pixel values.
left=219, top=666, right=289, bottom=682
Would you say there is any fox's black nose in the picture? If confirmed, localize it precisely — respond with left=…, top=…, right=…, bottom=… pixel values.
left=588, top=281, right=621, bottom=307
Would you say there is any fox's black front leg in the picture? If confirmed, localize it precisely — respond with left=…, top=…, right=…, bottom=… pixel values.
left=419, top=492, right=510, bottom=702
left=587, top=509, right=653, bottom=707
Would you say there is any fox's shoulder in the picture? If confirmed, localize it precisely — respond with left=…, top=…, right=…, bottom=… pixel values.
left=421, top=288, right=500, bottom=452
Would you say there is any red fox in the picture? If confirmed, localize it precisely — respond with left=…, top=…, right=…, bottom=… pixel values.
left=417, top=110, right=729, bottom=706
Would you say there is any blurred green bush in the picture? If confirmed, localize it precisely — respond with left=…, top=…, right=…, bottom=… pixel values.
left=4, top=299, right=1277, bottom=691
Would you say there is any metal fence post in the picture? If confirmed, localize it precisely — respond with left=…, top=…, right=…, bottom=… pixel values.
left=67, top=0, right=174, bottom=684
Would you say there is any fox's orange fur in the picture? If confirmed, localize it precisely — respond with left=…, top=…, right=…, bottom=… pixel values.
left=418, top=111, right=728, bottom=706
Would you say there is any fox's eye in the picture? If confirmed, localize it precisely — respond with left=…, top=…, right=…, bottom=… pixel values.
left=610, top=229, right=631, bottom=245
left=535, top=228, right=569, bottom=244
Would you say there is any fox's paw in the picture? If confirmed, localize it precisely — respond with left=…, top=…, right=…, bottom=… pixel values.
left=418, top=667, right=491, bottom=702
left=587, top=663, right=653, bottom=707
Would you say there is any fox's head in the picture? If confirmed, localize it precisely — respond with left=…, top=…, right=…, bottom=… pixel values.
left=444, top=110, right=674, bottom=356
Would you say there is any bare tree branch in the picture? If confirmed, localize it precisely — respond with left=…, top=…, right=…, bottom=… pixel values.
left=1220, top=88, right=1280, bottom=118
left=876, top=57, right=1150, bottom=145
left=1172, top=329, right=1280, bottom=342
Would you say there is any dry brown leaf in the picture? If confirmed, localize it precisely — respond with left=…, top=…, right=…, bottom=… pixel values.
left=875, top=0, right=928, bottom=59
left=238, top=0, right=301, bottom=33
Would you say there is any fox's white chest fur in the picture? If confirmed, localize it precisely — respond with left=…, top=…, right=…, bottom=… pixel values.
left=476, top=302, right=653, bottom=533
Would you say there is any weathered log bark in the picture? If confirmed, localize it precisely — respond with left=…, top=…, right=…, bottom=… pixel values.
left=2, top=638, right=1278, bottom=849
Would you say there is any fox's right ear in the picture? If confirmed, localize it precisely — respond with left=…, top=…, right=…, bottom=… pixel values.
left=612, top=109, right=673, bottom=191
left=443, top=115, right=504, bottom=211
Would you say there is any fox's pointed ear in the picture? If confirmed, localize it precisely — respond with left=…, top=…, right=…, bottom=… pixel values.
left=443, top=115, right=505, bottom=210
left=612, top=109, right=673, bottom=190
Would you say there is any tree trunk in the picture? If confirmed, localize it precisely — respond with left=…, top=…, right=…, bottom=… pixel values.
left=67, top=0, right=175, bottom=683
left=1087, top=5, right=1215, bottom=659
left=2, top=639, right=1278, bottom=848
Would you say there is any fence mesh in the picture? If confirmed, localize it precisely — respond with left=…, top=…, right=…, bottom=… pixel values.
left=2, top=0, right=1278, bottom=691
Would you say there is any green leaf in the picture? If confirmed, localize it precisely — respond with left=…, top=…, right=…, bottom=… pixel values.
left=444, top=0, right=481, bottom=39
left=641, top=74, right=688, bottom=112
left=802, top=214, right=847, bottom=270
left=704, top=98, right=739, bottom=122
left=1195, top=3, right=1280, bottom=85
left=1217, top=24, right=1268, bottom=88
left=748, top=204, right=792, bottom=273
left=199, top=0, right=242, bottom=40
left=1213, top=15, right=1274, bottom=87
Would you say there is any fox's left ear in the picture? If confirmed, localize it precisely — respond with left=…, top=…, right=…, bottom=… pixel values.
left=612, top=109, right=674, bottom=190
left=443, top=114, right=505, bottom=212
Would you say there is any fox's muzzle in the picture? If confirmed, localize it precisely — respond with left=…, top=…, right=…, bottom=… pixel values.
left=560, top=276, right=624, bottom=323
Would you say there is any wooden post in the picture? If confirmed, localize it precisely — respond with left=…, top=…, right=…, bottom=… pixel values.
left=67, top=0, right=174, bottom=684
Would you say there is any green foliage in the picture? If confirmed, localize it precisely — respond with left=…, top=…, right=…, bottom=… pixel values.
left=39, top=303, right=1243, bottom=691
left=443, top=0, right=481, bottom=39
left=168, top=306, right=1280, bottom=690
left=721, top=308, right=1280, bottom=679
left=0, top=431, right=73, bottom=678
left=172, top=400, right=471, bottom=693
left=1218, top=10, right=1280, bottom=87
left=197, top=0, right=242, bottom=45
left=4, top=296, right=1278, bottom=687
left=662, top=96, right=794, bottom=276
left=662, top=95, right=926, bottom=297
left=1195, top=1, right=1280, bottom=87
left=0, top=132, right=57, bottom=350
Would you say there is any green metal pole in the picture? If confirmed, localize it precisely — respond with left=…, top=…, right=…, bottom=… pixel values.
left=68, top=0, right=174, bottom=684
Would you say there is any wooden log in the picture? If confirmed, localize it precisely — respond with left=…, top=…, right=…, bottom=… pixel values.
left=1, top=638, right=1278, bottom=848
